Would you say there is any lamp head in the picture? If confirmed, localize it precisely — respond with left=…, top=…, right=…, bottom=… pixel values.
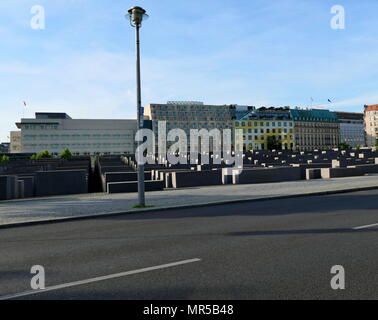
left=127, top=6, right=148, bottom=27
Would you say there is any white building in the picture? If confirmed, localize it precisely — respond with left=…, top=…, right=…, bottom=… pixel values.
left=10, top=131, right=22, bottom=153
left=12, top=113, right=138, bottom=155
left=364, top=105, right=378, bottom=147
left=335, top=112, right=365, bottom=147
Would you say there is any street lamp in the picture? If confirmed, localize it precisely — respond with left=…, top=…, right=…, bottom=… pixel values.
left=127, top=6, right=148, bottom=207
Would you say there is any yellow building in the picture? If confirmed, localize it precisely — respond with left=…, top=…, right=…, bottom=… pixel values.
left=234, top=108, right=295, bottom=151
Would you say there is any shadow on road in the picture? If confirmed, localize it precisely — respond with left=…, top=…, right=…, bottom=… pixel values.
left=229, top=227, right=378, bottom=237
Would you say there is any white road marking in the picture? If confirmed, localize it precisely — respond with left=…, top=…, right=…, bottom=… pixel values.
left=353, top=223, right=378, bottom=230
left=0, top=258, right=201, bottom=300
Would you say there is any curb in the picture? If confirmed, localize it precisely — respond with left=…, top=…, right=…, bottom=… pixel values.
left=1, top=185, right=378, bottom=230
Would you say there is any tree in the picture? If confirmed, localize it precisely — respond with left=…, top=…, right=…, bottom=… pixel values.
left=0, top=155, right=9, bottom=163
left=59, top=148, right=72, bottom=160
left=35, top=150, right=52, bottom=159
left=267, top=135, right=282, bottom=150
left=338, top=142, right=351, bottom=150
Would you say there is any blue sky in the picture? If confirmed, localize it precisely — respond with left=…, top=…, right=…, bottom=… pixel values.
left=1, top=0, right=378, bottom=141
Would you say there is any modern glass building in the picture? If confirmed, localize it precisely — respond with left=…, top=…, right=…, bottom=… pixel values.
left=335, top=112, right=364, bottom=147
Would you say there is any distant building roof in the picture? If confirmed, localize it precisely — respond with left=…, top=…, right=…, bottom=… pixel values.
left=35, top=112, right=71, bottom=119
left=335, top=111, right=363, bottom=121
left=364, top=104, right=378, bottom=111
left=236, top=108, right=291, bottom=121
left=166, top=101, right=204, bottom=105
left=290, top=109, right=338, bottom=123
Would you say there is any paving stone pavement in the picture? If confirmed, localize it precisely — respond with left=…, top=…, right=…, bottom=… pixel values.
left=1, top=175, right=378, bottom=226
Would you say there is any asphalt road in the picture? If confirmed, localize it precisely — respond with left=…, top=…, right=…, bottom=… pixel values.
left=0, top=189, right=377, bottom=300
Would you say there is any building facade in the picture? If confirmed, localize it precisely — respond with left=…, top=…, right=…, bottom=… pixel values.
left=0, top=142, right=10, bottom=154
left=144, top=102, right=236, bottom=152
left=364, top=104, right=378, bottom=147
left=335, top=111, right=365, bottom=147
left=13, top=113, right=137, bottom=155
left=234, top=107, right=295, bottom=150
left=10, top=131, right=22, bottom=153
left=290, top=109, right=340, bottom=151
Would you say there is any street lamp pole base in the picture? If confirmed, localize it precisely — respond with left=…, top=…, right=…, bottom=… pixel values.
left=137, top=163, right=145, bottom=207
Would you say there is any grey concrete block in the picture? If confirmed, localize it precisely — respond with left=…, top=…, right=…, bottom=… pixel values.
left=222, top=168, right=234, bottom=185
left=0, top=176, right=16, bottom=200
left=164, top=172, right=172, bottom=188
left=8, top=176, right=17, bottom=199
left=233, top=167, right=302, bottom=184
left=321, top=167, right=365, bottom=179
left=102, top=171, right=151, bottom=192
left=292, top=163, right=332, bottom=179
left=171, top=170, right=223, bottom=188
left=35, top=170, right=88, bottom=197
left=105, top=171, right=151, bottom=183
left=17, top=180, right=25, bottom=199
left=100, top=166, right=135, bottom=174
left=306, top=169, right=322, bottom=180
left=18, top=176, right=34, bottom=198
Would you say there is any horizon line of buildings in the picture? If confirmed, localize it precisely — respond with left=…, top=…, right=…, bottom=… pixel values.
left=3, top=102, right=377, bottom=156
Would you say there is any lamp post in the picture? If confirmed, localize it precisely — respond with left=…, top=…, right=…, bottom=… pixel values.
left=127, top=6, right=148, bottom=207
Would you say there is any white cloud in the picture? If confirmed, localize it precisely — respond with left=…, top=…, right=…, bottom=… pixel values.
left=329, top=93, right=378, bottom=110
left=0, top=63, right=41, bottom=75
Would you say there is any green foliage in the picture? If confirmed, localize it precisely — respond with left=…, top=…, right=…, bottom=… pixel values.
left=267, top=135, right=282, bottom=150
left=0, top=155, right=10, bottom=163
left=338, top=142, right=351, bottom=150
left=32, top=150, right=52, bottom=160
left=59, top=148, right=72, bottom=160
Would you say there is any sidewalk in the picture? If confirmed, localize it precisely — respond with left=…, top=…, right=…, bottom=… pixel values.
left=1, top=175, right=378, bottom=227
